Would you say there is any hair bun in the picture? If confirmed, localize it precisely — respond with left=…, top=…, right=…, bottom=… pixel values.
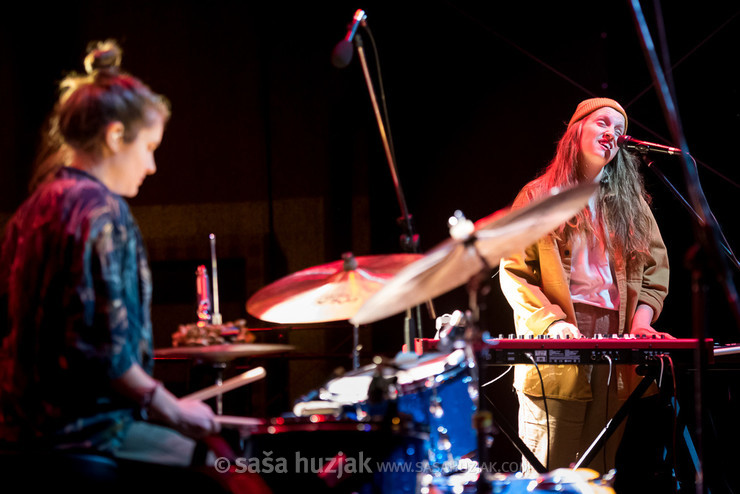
left=83, top=40, right=123, bottom=75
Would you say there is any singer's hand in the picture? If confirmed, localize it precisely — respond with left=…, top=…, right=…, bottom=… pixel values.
left=630, top=304, right=674, bottom=339
left=546, top=321, right=582, bottom=339
left=630, top=325, right=675, bottom=340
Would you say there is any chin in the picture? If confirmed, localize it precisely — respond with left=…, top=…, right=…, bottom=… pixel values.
left=122, top=187, right=138, bottom=198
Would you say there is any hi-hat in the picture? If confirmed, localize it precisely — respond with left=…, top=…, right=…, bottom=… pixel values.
left=350, top=182, right=599, bottom=326
left=246, top=252, right=423, bottom=324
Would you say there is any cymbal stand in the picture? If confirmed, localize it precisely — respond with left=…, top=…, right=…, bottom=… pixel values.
left=213, top=361, right=227, bottom=415
left=209, top=233, right=223, bottom=325
left=462, top=266, right=492, bottom=493
left=462, top=243, right=549, bottom=489
left=352, top=324, right=360, bottom=370
left=209, top=234, right=225, bottom=413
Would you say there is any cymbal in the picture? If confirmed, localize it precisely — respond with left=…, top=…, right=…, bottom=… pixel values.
left=350, top=182, right=598, bottom=326
left=154, top=343, right=295, bottom=362
left=246, top=252, right=423, bottom=324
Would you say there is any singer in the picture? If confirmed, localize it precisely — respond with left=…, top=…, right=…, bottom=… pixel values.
left=499, top=99, right=672, bottom=479
left=0, top=40, right=267, bottom=492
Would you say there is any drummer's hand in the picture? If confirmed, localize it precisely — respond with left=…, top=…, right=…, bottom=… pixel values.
left=148, top=384, right=220, bottom=439
left=546, top=321, right=583, bottom=339
left=173, top=398, right=221, bottom=439
left=630, top=304, right=675, bottom=339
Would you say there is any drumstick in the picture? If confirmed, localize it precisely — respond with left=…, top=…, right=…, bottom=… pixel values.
left=183, top=366, right=266, bottom=401
left=214, top=415, right=266, bottom=427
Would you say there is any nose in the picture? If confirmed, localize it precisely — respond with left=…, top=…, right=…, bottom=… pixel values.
left=147, top=159, right=157, bottom=175
left=603, top=132, right=614, bottom=143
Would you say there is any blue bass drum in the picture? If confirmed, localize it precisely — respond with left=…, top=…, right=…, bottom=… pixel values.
left=320, top=349, right=477, bottom=470
left=394, top=349, right=477, bottom=468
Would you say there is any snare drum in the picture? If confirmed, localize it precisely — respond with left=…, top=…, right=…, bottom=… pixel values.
left=241, top=416, right=427, bottom=493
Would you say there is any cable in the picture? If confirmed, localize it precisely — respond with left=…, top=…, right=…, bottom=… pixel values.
left=602, top=354, right=613, bottom=471
left=661, top=354, right=679, bottom=494
left=525, top=352, right=550, bottom=471
left=686, top=154, right=740, bottom=269
left=481, top=365, right=512, bottom=388
left=359, top=23, right=400, bottom=193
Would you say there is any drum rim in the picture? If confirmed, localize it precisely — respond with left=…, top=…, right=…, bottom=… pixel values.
left=320, top=349, right=471, bottom=402
left=243, top=415, right=429, bottom=438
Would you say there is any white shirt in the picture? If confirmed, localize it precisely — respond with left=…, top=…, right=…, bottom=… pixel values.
left=569, top=196, right=619, bottom=310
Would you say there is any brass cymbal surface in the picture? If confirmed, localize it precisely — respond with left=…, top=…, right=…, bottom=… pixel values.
left=246, top=252, right=423, bottom=324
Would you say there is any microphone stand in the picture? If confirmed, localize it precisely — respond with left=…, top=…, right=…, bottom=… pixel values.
left=642, top=155, right=740, bottom=492
left=629, top=2, right=740, bottom=492
left=353, top=30, right=435, bottom=353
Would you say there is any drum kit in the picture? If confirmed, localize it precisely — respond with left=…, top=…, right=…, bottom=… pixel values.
left=155, top=182, right=609, bottom=492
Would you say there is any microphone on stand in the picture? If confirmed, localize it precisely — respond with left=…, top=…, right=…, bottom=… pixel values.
left=331, top=9, right=367, bottom=68
left=617, top=135, right=684, bottom=155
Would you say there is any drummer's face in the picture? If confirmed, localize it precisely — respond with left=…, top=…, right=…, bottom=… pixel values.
left=577, top=107, right=625, bottom=182
left=105, top=110, right=164, bottom=198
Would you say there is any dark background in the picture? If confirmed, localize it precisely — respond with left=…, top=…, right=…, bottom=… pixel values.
left=1, top=1, right=739, bottom=487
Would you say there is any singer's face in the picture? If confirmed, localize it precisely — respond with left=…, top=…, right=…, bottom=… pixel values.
left=577, top=107, right=625, bottom=181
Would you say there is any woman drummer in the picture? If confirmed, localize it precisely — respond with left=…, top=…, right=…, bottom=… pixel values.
left=0, top=40, right=221, bottom=468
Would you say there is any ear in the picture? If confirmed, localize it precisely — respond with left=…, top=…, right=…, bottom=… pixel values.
left=104, top=121, right=125, bottom=153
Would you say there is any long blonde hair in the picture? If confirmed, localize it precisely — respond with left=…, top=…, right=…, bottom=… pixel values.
left=526, top=120, right=653, bottom=259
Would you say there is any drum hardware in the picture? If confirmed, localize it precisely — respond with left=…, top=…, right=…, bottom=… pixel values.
left=208, top=233, right=223, bottom=325
left=435, top=310, right=466, bottom=339
left=435, top=310, right=470, bottom=354
left=195, top=264, right=211, bottom=324
left=299, top=349, right=477, bottom=475
left=346, top=183, right=598, bottom=489
left=225, top=183, right=596, bottom=487
left=154, top=344, right=294, bottom=414
left=159, top=233, right=254, bottom=413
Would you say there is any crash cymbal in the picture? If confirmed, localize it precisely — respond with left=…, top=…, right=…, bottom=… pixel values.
left=246, top=252, right=423, bottom=324
left=350, top=182, right=598, bottom=326
left=154, top=343, right=295, bottom=362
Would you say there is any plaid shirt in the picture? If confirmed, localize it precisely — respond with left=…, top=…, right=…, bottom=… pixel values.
left=0, top=167, right=153, bottom=450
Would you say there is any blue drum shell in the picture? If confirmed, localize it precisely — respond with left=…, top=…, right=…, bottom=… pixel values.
left=396, top=360, right=477, bottom=466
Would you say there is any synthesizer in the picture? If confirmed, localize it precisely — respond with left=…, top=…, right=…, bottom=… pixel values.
left=413, top=336, right=714, bottom=365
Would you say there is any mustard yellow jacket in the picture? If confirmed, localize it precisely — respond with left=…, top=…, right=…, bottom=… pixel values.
left=499, top=183, right=670, bottom=400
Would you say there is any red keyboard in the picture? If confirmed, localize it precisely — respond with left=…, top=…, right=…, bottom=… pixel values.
left=413, top=337, right=714, bottom=365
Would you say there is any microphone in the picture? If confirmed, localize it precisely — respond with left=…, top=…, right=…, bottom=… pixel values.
left=617, top=135, right=684, bottom=156
left=331, top=9, right=367, bottom=68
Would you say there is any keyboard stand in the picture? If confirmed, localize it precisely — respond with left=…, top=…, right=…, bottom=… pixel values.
left=573, top=369, right=656, bottom=469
